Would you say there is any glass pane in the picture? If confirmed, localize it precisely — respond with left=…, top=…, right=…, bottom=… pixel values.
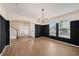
left=49, top=22, right=56, bottom=36
left=59, top=20, right=70, bottom=38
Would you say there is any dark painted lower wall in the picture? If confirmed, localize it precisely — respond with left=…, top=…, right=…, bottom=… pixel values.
left=35, top=24, right=42, bottom=38
left=35, top=24, right=49, bottom=38
left=6, top=21, right=10, bottom=45
left=70, top=20, right=79, bottom=45
left=49, top=36, right=79, bottom=46
left=35, top=21, right=79, bottom=46
left=41, top=25, right=49, bottom=37
left=0, top=15, right=10, bottom=54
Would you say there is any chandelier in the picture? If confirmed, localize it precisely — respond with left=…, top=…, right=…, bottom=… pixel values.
left=37, top=9, right=48, bottom=24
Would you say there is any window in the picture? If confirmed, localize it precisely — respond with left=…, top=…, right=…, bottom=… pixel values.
left=59, top=20, right=70, bottom=38
left=49, top=22, right=56, bottom=36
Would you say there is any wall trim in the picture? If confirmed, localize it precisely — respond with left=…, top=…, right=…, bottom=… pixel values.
left=49, top=37, right=79, bottom=48
left=0, top=45, right=10, bottom=56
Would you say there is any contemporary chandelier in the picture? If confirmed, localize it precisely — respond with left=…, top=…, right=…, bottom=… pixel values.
left=37, top=9, right=48, bottom=24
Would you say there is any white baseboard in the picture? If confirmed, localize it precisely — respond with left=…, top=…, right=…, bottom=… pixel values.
left=49, top=38, right=79, bottom=48
left=0, top=45, right=10, bottom=56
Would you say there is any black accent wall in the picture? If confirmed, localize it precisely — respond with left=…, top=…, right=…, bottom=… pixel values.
left=0, top=15, right=10, bottom=53
left=35, top=24, right=49, bottom=38
left=6, top=21, right=10, bottom=45
left=35, top=24, right=42, bottom=38
left=56, top=23, right=59, bottom=39
left=35, top=21, right=79, bottom=46
left=41, top=25, right=49, bottom=37
left=70, top=20, right=79, bottom=45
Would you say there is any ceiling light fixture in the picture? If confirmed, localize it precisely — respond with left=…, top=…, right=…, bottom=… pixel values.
left=37, top=9, right=48, bottom=24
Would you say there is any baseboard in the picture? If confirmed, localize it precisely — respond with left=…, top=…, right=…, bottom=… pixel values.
left=0, top=45, right=10, bottom=56
left=49, top=37, right=79, bottom=48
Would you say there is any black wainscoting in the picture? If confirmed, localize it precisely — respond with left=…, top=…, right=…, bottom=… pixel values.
left=35, top=20, right=79, bottom=46
left=0, top=15, right=2, bottom=53
left=49, top=35, right=57, bottom=39
left=6, top=21, right=10, bottom=45
left=70, top=20, right=79, bottom=45
left=35, top=24, right=49, bottom=38
left=0, top=15, right=10, bottom=53
left=0, top=15, right=6, bottom=53
left=56, top=23, right=59, bottom=39
left=49, top=36, right=72, bottom=45
left=41, top=25, right=49, bottom=37
left=35, top=21, right=79, bottom=46
left=57, top=37, right=71, bottom=43
left=35, top=24, right=42, bottom=38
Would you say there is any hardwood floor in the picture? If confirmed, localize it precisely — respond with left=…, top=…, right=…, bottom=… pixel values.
left=2, top=37, right=79, bottom=56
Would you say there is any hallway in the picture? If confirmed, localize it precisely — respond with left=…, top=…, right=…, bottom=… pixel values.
left=2, top=37, right=79, bottom=56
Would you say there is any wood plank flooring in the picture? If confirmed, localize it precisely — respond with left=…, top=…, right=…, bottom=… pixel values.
left=2, top=37, right=79, bottom=56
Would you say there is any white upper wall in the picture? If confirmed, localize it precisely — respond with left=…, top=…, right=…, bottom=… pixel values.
left=49, top=10, right=79, bottom=23
left=10, top=21, right=35, bottom=38
left=0, top=4, right=7, bottom=19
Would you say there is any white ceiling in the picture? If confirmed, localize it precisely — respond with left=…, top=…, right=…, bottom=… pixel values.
left=1, top=3, right=79, bottom=23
